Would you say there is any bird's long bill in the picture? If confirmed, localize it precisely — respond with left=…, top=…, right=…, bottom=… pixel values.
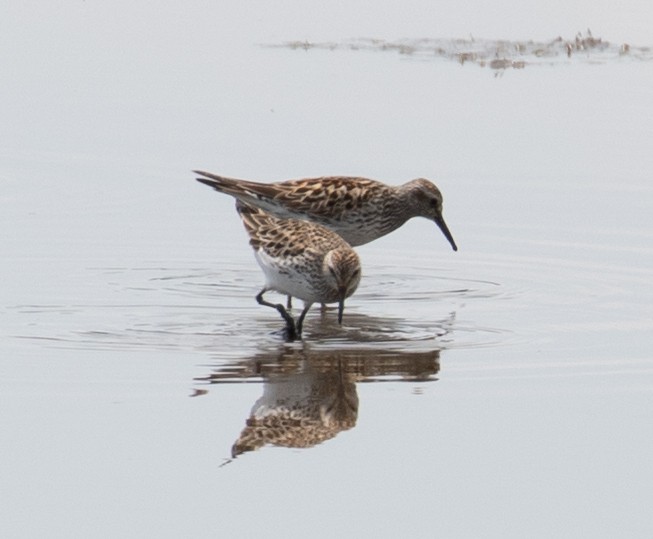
left=337, top=291, right=346, bottom=325
left=435, top=214, right=458, bottom=251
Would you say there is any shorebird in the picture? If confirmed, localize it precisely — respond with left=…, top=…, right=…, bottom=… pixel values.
left=231, top=359, right=358, bottom=458
left=194, top=170, right=458, bottom=251
left=235, top=201, right=361, bottom=340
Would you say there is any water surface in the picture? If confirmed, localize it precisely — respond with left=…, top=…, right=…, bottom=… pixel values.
left=2, top=2, right=653, bottom=538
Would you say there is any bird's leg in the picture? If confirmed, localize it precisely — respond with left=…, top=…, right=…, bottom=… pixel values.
left=256, top=288, right=298, bottom=340
left=295, top=303, right=313, bottom=337
left=286, top=295, right=293, bottom=309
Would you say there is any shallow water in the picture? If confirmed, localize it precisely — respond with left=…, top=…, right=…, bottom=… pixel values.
left=2, top=2, right=653, bottom=538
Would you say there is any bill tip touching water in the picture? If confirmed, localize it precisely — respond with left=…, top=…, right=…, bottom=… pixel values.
left=195, top=170, right=457, bottom=339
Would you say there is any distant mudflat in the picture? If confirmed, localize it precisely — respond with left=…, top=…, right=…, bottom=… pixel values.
left=268, top=31, right=653, bottom=70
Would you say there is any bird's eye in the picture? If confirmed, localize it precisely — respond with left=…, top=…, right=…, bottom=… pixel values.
left=430, top=198, right=439, bottom=207
left=329, top=267, right=337, bottom=277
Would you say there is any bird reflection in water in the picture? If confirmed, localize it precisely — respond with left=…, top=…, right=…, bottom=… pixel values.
left=194, top=345, right=441, bottom=461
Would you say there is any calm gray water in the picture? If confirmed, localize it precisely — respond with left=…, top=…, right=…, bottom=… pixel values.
left=2, top=2, right=653, bottom=538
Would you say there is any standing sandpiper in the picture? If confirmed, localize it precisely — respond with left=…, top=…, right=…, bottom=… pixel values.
left=235, top=201, right=361, bottom=340
left=194, top=171, right=457, bottom=251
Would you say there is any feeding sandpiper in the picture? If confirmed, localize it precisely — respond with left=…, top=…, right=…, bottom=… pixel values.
left=234, top=201, right=361, bottom=340
left=194, top=170, right=458, bottom=251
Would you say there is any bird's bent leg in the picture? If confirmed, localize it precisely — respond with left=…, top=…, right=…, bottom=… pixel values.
left=256, top=288, right=298, bottom=340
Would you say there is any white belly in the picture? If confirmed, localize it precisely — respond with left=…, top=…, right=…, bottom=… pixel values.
left=253, top=249, right=325, bottom=304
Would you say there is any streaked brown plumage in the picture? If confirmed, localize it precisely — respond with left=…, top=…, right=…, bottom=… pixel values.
left=231, top=360, right=358, bottom=458
left=195, top=170, right=457, bottom=250
left=235, top=202, right=361, bottom=340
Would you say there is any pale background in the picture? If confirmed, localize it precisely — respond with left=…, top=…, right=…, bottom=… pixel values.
left=2, top=2, right=652, bottom=538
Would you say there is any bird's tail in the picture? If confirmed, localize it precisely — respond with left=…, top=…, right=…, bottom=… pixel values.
left=194, top=170, right=245, bottom=196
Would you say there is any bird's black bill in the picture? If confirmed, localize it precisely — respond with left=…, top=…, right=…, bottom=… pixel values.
left=337, top=298, right=345, bottom=324
left=435, top=215, right=458, bottom=251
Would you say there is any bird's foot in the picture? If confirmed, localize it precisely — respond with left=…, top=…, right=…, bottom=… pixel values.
left=282, top=321, right=300, bottom=342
